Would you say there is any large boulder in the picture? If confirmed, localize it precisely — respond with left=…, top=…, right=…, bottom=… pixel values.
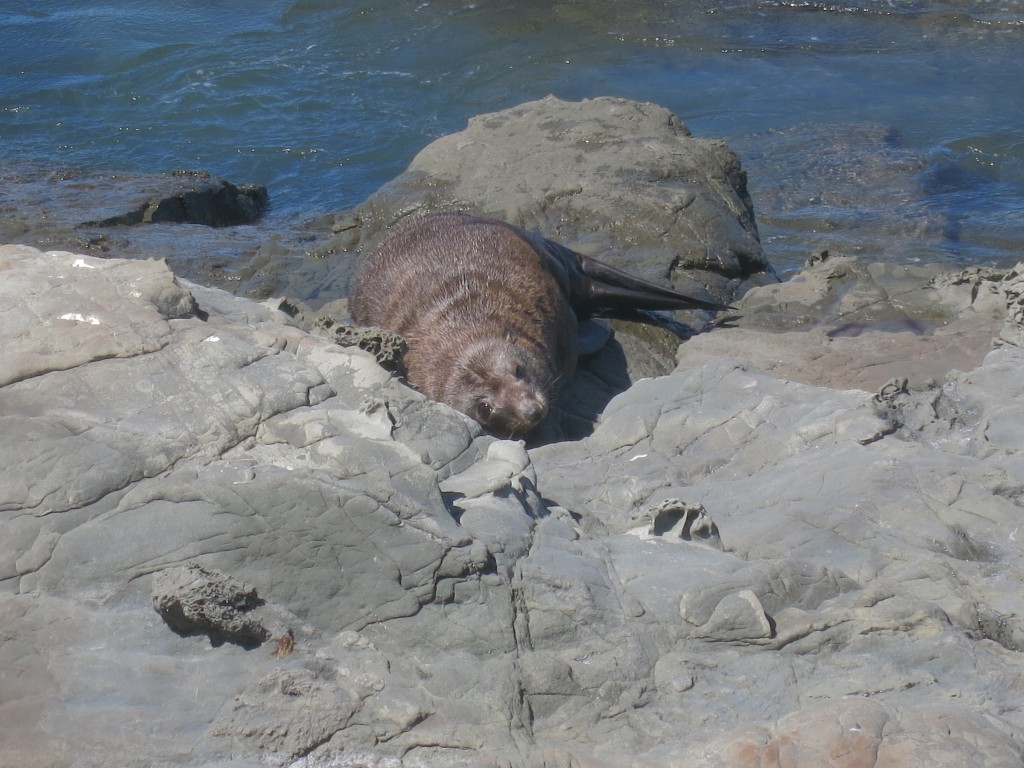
left=308, top=95, right=774, bottom=307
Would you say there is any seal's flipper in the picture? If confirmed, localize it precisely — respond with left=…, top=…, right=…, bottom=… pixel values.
left=530, top=232, right=732, bottom=313
left=574, top=253, right=733, bottom=313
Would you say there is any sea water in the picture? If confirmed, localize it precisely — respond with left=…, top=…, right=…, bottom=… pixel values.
left=1, top=0, right=1022, bottom=273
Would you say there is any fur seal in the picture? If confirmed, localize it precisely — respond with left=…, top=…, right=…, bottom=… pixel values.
left=350, top=212, right=729, bottom=438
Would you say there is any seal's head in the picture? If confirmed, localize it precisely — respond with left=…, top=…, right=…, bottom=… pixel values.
left=439, top=339, right=552, bottom=438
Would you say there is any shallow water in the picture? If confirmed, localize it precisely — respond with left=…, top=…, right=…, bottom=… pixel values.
left=1, top=0, right=1022, bottom=273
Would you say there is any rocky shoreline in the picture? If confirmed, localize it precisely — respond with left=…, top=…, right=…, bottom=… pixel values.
left=3, top=97, right=1024, bottom=767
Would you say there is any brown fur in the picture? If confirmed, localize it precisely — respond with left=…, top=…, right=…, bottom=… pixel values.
left=351, top=212, right=577, bottom=437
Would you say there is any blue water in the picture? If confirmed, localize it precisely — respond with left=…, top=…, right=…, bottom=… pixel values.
left=2, top=1, right=1023, bottom=273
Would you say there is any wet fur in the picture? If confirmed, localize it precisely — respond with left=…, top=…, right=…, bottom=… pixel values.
left=351, top=213, right=577, bottom=437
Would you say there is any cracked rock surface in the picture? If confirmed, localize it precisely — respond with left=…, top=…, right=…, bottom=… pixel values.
left=4, top=243, right=1024, bottom=767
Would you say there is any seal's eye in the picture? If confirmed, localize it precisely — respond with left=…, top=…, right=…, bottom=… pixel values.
left=477, top=401, right=493, bottom=420
left=514, top=365, right=526, bottom=380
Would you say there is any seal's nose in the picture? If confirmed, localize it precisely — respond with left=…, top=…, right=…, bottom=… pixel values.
left=517, top=396, right=547, bottom=428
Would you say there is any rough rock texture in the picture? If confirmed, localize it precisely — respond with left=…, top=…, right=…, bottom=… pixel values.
left=4, top=243, right=1024, bottom=767
left=152, top=564, right=276, bottom=649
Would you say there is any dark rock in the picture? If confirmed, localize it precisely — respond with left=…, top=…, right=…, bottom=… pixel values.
left=0, top=163, right=280, bottom=291
left=151, top=564, right=270, bottom=648
left=82, top=175, right=269, bottom=228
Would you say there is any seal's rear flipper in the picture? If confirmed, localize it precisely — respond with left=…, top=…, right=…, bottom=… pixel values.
left=575, top=253, right=733, bottom=313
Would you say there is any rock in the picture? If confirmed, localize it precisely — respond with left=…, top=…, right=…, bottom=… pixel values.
left=80, top=173, right=268, bottom=228
left=309, top=315, right=407, bottom=375
left=677, top=253, right=1009, bottom=392
left=628, top=498, right=723, bottom=550
left=0, top=163, right=287, bottom=292
left=318, top=95, right=773, bottom=308
left=0, top=245, right=197, bottom=388
left=151, top=564, right=272, bottom=649
left=687, top=589, right=774, bottom=643
left=5, top=180, right=1024, bottom=765
left=0, top=243, right=1022, bottom=765
left=695, top=700, right=1024, bottom=768
left=996, top=262, right=1024, bottom=348
left=209, top=666, right=366, bottom=760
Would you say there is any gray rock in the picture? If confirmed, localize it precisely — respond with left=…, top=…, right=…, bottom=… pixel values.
left=678, top=253, right=1009, bottom=392
left=630, top=498, right=723, bottom=549
left=209, top=666, right=367, bottom=760
left=317, top=95, right=773, bottom=308
left=692, top=699, right=1024, bottom=768
left=5, top=184, right=1024, bottom=765
left=0, top=245, right=197, bottom=388
left=687, top=589, right=774, bottom=642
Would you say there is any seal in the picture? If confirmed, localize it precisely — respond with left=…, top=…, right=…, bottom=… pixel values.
left=350, top=212, right=729, bottom=437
